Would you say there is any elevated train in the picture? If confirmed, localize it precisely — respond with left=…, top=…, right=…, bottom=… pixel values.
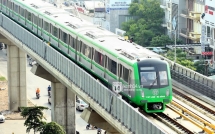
left=0, top=0, right=172, bottom=113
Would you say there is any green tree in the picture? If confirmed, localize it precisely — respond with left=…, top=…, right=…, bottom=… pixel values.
left=122, top=0, right=185, bottom=47
left=194, top=60, right=209, bottom=75
left=165, top=48, right=196, bottom=70
left=40, top=122, right=66, bottom=134
left=150, top=35, right=184, bottom=47
left=20, top=106, right=48, bottom=134
left=122, top=0, right=165, bottom=46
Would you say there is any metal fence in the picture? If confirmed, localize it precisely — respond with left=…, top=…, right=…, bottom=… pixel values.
left=162, top=57, right=215, bottom=100
left=0, top=13, right=166, bottom=134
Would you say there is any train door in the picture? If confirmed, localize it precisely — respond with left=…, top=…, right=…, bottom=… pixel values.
left=91, top=47, right=94, bottom=70
left=41, top=18, right=44, bottom=39
left=75, top=36, right=78, bottom=61
left=78, top=41, right=82, bottom=62
left=68, top=35, right=75, bottom=59
left=104, top=55, right=107, bottom=79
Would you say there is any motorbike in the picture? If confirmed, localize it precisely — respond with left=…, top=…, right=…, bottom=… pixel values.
left=86, top=124, right=97, bottom=130
left=36, top=93, right=40, bottom=99
left=97, top=128, right=102, bottom=134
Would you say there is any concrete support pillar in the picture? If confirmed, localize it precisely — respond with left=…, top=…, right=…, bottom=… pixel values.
left=81, top=108, right=120, bottom=134
left=51, top=83, right=76, bottom=134
left=31, top=64, right=76, bottom=133
left=7, top=43, right=27, bottom=111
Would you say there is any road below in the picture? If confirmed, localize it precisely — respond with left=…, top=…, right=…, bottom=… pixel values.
left=0, top=49, right=97, bottom=134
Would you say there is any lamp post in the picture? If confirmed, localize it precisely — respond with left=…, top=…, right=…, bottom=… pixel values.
left=172, top=16, right=177, bottom=63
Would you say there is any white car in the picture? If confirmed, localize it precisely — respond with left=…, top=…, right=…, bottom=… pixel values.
left=76, top=99, right=88, bottom=111
left=0, top=112, right=5, bottom=123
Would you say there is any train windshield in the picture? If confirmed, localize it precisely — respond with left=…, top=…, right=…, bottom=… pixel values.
left=138, top=60, right=169, bottom=88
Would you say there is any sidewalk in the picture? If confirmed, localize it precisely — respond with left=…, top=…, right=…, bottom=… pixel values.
left=0, top=120, right=34, bottom=134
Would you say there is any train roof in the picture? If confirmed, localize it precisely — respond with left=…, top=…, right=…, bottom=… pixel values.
left=15, top=0, right=163, bottom=65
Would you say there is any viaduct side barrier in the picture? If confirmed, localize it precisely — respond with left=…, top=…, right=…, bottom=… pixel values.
left=162, top=57, right=215, bottom=100
left=0, top=13, right=166, bottom=134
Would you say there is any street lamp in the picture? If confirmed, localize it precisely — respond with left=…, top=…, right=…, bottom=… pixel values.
left=172, top=16, right=177, bottom=63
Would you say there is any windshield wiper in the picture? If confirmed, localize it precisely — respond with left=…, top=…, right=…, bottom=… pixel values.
left=149, top=76, right=158, bottom=90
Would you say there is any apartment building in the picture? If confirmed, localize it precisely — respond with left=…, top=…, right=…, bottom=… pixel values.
left=201, top=0, right=215, bottom=69
left=160, top=0, right=205, bottom=43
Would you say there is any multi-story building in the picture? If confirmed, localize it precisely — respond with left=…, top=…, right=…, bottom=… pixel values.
left=160, top=0, right=205, bottom=43
left=201, top=0, right=215, bottom=69
left=179, top=0, right=205, bottom=44
left=160, top=0, right=187, bottom=40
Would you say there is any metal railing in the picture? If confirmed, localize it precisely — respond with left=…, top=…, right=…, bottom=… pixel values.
left=0, top=13, right=166, bottom=134
left=181, top=9, right=189, bottom=16
left=180, top=28, right=189, bottom=36
left=161, top=57, right=215, bottom=100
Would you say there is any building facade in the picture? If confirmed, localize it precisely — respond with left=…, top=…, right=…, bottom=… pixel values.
left=160, top=0, right=205, bottom=43
left=201, top=0, right=215, bottom=69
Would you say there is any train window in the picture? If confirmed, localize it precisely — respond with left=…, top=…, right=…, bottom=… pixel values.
left=8, top=1, right=11, bottom=9
left=108, top=58, right=116, bottom=74
left=33, top=15, right=37, bottom=25
left=69, top=35, right=75, bottom=49
left=52, top=26, right=58, bottom=38
left=44, top=21, right=49, bottom=32
left=27, top=11, right=31, bottom=21
left=81, top=43, right=86, bottom=54
left=84, top=44, right=91, bottom=58
left=94, top=50, right=104, bottom=67
left=20, top=8, right=24, bottom=17
left=79, top=41, right=82, bottom=52
left=61, top=31, right=67, bottom=44
left=3, top=0, right=6, bottom=6
left=159, top=71, right=168, bottom=86
left=123, top=67, right=129, bottom=82
left=76, top=40, right=81, bottom=52
left=14, top=4, right=18, bottom=13
left=38, top=18, right=42, bottom=28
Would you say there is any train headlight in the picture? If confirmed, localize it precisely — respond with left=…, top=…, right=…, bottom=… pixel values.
left=166, top=90, right=170, bottom=96
left=141, top=91, right=144, bottom=97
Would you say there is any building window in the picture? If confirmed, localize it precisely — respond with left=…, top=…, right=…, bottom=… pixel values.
left=214, top=28, right=215, bottom=40
left=125, top=16, right=133, bottom=22
left=207, top=26, right=210, bottom=37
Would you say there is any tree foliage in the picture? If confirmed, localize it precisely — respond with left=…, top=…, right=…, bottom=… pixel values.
left=165, top=49, right=196, bottom=71
left=20, top=106, right=66, bottom=134
left=20, top=106, right=48, bottom=134
left=150, top=35, right=184, bottom=47
left=40, top=122, right=66, bottom=134
left=122, top=0, right=184, bottom=47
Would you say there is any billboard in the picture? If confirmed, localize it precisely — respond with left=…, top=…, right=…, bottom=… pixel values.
left=204, top=0, right=215, bottom=27
left=105, top=0, right=131, bottom=13
left=201, top=25, right=206, bottom=54
left=109, top=0, right=131, bottom=9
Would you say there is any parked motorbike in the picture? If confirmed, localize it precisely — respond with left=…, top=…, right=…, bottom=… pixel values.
left=86, top=124, right=97, bottom=130
left=36, top=93, right=40, bottom=99
left=97, top=128, right=102, bottom=134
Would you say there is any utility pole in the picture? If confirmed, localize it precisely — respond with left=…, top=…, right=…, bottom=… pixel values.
left=172, top=16, right=177, bottom=63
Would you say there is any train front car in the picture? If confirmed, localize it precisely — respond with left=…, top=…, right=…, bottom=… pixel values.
left=135, top=58, right=172, bottom=113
